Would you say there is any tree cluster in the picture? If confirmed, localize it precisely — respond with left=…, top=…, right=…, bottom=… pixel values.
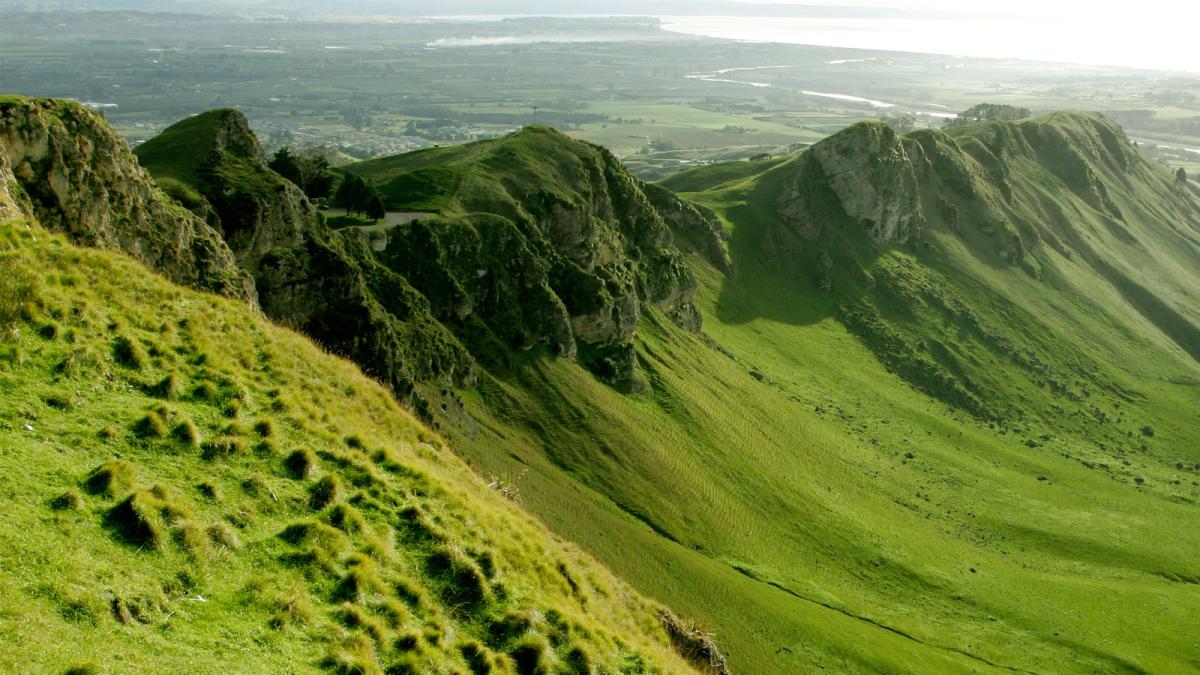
left=334, top=173, right=386, bottom=221
left=269, top=148, right=335, bottom=200
left=945, top=104, right=1032, bottom=128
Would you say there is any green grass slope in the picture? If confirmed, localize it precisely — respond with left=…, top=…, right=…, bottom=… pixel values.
left=0, top=217, right=700, bottom=674
left=423, top=113, right=1200, bottom=673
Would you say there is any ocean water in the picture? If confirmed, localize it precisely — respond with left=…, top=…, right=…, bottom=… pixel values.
left=658, top=15, right=1198, bottom=73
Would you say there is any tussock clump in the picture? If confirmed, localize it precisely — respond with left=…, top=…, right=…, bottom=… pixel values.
left=174, top=520, right=211, bottom=558
left=309, top=474, right=344, bottom=510
left=104, top=491, right=168, bottom=548
left=336, top=554, right=384, bottom=603
left=461, top=639, right=504, bottom=675
left=398, top=505, right=443, bottom=543
left=279, top=520, right=350, bottom=550
left=50, top=490, right=84, bottom=511
left=564, top=645, right=594, bottom=674
left=37, top=322, right=58, bottom=340
left=191, top=380, right=219, bottom=401
left=241, top=474, right=270, bottom=498
left=0, top=255, right=37, bottom=333
left=509, top=633, right=555, bottom=675
left=133, top=410, right=169, bottom=439
left=338, top=603, right=389, bottom=647
left=426, top=547, right=490, bottom=608
left=394, top=630, right=422, bottom=652
left=207, top=522, right=240, bottom=549
left=57, top=345, right=102, bottom=378
left=148, top=372, right=181, bottom=400
left=112, top=334, right=147, bottom=370
left=268, top=586, right=316, bottom=629
left=110, top=596, right=133, bottom=625
left=83, top=460, right=134, bottom=497
left=195, top=481, right=219, bottom=500
left=323, top=633, right=381, bottom=675
left=255, top=438, right=279, bottom=457
left=488, top=610, right=538, bottom=645
left=327, top=502, right=367, bottom=534
left=201, top=436, right=247, bottom=460
left=284, top=448, right=317, bottom=479
left=376, top=597, right=412, bottom=629
left=172, top=419, right=201, bottom=447
left=657, top=610, right=730, bottom=675
left=393, top=578, right=432, bottom=613
left=253, top=418, right=275, bottom=437
left=62, top=663, right=101, bottom=675
left=44, top=393, right=73, bottom=410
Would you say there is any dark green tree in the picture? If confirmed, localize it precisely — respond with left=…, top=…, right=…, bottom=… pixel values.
left=333, top=173, right=370, bottom=216
left=270, top=148, right=334, bottom=200
left=946, top=103, right=1032, bottom=128
left=366, top=194, right=386, bottom=222
left=1177, top=167, right=1189, bottom=184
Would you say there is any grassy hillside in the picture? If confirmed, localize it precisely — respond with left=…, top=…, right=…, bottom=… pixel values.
left=419, top=113, right=1200, bottom=672
left=0, top=217, right=701, bottom=674
left=11, top=101, right=1200, bottom=674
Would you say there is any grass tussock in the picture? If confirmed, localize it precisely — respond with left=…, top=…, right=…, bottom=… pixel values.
left=83, top=460, right=134, bottom=497
left=309, top=474, right=344, bottom=510
left=284, top=448, right=317, bottom=479
left=658, top=610, right=729, bottom=675
left=49, top=490, right=84, bottom=511
left=148, top=372, right=181, bottom=400
left=201, top=436, right=247, bottom=461
left=132, top=408, right=170, bottom=439
left=0, top=217, right=693, bottom=673
left=172, top=418, right=201, bottom=447
left=112, top=334, right=147, bottom=370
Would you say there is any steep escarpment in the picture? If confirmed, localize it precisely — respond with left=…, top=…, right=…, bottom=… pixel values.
left=0, top=97, right=254, bottom=301
left=776, top=121, right=925, bottom=247
left=0, top=217, right=702, bottom=674
left=341, top=126, right=731, bottom=391
left=713, top=112, right=1200, bottom=420
left=135, top=110, right=475, bottom=408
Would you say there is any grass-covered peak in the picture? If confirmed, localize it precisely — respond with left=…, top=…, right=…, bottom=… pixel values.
left=136, top=108, right=266, bottom=188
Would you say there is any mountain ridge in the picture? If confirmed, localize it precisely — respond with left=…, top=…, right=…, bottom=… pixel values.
left=4, top=95, right=1200, bottom=673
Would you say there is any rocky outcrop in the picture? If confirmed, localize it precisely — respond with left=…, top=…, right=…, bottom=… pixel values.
left=353, top=126, right=728, bottom=392
left=643, top=181, right=734, bottom=276
left=136, top=110, right=475, bottom=406
left=0, top=97, right=255, bottom=302
left=0, top=151, right=32, bottom=220
left=776, top=121, right=925, bottom=247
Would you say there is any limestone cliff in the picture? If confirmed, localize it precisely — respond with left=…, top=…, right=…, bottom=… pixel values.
left=776, top=121, right=925, bottom=247
left=347, top=126, right=729, bottom=391
left=135, top=110, right=474, bottom=407
left=0, top=97, right=254, bottom=301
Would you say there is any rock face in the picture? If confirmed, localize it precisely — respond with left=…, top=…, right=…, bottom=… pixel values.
left=0, top=151, right=32, bottom=220
left=348, top=126, right=729, bottom=392
left=776, top=122, right=925, bottom=247
left=23, top=104, right=726, bottom=403
left=135, top=110, right=474, bottom=407
left=0, top=97, right=255, bottom=302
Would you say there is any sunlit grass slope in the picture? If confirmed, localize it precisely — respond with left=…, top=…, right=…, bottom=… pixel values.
left=436, top=113, right=1200, bottom=673
left=0, top=218, right=697, bottom=674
